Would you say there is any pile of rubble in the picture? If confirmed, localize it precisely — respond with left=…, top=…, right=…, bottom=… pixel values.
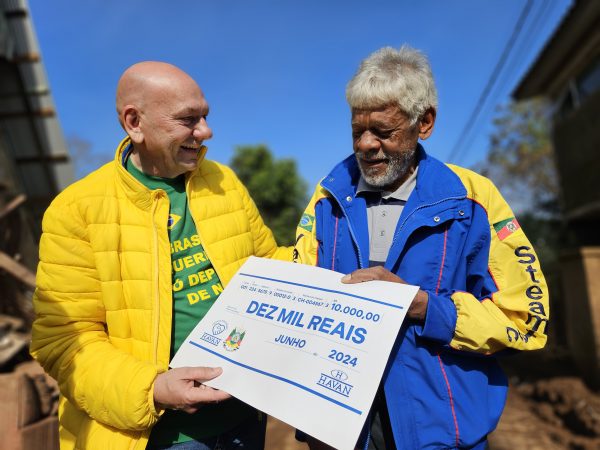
left=490, top=377, right=600, bottom=450
left=0, top=191, right=59, bottom=450
left=0, top=329, right=61, bottom=450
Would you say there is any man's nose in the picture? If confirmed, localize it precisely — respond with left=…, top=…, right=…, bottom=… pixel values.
left=355, top=131, right=379, bottom=152
left=193, top=118, right=213, bottom=141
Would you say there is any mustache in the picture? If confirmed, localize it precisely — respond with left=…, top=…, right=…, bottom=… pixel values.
left=357, top=150, right=389, bottom=161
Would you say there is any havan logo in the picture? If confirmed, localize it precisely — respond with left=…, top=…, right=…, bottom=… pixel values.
left=199, top=320, right=229, bottom=346
left=317, top=370, right=353, bottom=397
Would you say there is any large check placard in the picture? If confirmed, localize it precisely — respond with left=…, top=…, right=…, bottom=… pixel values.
left=171, top=257, right=416, bottom=450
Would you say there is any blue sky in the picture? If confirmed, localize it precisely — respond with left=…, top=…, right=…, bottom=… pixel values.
left=29, top=0, right=571, bottom=190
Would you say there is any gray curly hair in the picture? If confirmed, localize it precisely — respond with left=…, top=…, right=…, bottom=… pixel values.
left=346, top=45, right=438, bottom=125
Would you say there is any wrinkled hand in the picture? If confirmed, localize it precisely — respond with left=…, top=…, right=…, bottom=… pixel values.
left=341, top=267, right=429, bottom=321
left=153, top=367, right=231, bottom=414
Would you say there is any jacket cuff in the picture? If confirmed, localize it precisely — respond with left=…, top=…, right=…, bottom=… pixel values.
left=415, top=292, right=457, bottom=344
left=148, top=378, right=164, bottom=419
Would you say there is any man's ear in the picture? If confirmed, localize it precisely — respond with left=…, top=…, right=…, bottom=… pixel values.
left=122, top=105, right=144, bottom=144
left=418, top=108, right=436, bottom=140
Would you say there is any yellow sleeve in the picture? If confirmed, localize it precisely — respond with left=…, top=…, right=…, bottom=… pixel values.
left=30, top=198, right=160, bottom=431
left=448, top=165, right=549, bottom=354
left=293, top=183, right=328, bottom=266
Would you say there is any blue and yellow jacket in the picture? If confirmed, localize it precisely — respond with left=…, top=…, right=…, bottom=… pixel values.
left=294, top=146, right=549, bottom=449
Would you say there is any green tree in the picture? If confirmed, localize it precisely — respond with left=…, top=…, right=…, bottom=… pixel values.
left=477, top=98, right=559, bottom=216
left=230, top=145, right=307, bottom=245
left=478, top=98, right=562, bottom=270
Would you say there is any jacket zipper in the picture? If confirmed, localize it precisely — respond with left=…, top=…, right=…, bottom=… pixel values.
left=325, top=188, right=465, bottom=269
left=322, top=188, right=365, bottom=269
left=150, top=192, right=163, bottom=365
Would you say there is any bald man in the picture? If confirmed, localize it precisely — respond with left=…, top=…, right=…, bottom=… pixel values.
left=31, top=62, right=290, bottom=450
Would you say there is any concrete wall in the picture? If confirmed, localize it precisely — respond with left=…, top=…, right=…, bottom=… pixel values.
left=561, top=247, right=600, bottom=388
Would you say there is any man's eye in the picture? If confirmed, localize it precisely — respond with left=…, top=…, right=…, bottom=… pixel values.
left=374, top=130, right=391, bottom=139
left=182, top=116, right=196, bottom=125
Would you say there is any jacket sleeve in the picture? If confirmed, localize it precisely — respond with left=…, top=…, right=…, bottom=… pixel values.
left=419, top=172, right=549, bottom=354
left=30, top=198, right=161, bottom=431
left=230, top=170, right=293, bottom=261
left=293, top=184, right=326, bottom=266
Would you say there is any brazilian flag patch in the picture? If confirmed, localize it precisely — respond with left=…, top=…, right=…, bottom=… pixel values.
left=493, top=217, right=520, bottom=240
left=167, top=214, right=182, bottom=230
left=298, top=213, right=315, bottom=232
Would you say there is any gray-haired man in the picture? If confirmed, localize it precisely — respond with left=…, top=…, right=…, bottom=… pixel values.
left=294, top=46, right=548, bottom=449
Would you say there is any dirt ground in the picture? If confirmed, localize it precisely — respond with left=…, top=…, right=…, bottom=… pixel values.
left=266, top=377, right=600, bottom=450
left=489, top=377, right=600, bottom=450
left=266, top=417, right=306, bottom=450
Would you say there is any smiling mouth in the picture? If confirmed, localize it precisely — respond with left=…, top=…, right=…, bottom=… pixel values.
left=360, top=158, right=388, bottom=166
left=180, top=144, right=202, bottom=156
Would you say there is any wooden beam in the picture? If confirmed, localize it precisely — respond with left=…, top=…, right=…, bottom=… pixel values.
left=0, top=194, right=26, bottom=221
left=4, top=9, right=27, bottom=19
left=14, top=154, right=69, bottom=164
left=0, top=251, right=36, bottom=288
left=11, top=52, right=41, bottom=63
left=0, top=107, right=55, bottom=119
left=0, top=88, right=50, bottom=99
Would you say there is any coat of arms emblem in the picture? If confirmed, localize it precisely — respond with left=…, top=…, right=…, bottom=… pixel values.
left=223, top=328, right=245, bottom=351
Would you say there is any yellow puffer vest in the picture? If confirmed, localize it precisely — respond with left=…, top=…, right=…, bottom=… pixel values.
left=31, top=138, right=291, bottom=450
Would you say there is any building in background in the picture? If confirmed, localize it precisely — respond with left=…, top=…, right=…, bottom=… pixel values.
left=0, top=0, right=73, bottom=242
left=514, top=0, right=600, bottom=387
left=0, top=0, right=73, bottom=302
left=0, top=0, right=70, bottom=448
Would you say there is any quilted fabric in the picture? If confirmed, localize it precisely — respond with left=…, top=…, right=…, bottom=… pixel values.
left=31, top=137, right=291, bottom=450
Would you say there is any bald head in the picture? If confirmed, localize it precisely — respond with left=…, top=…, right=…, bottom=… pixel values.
left=115, top=61, right=212, bottom=178
left=116, top=61, right=202, bottom=127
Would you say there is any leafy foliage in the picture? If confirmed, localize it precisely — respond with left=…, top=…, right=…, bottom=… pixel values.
left=230, top=145, right=307, bottom=245
left=477, top=99, right=559, bottom=216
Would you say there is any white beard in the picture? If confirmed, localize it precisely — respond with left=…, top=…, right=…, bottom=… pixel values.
left=356, top=148, right=415, bottom=189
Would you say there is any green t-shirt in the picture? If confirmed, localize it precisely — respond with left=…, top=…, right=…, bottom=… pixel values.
left=125, top=156, right=254, bottom=445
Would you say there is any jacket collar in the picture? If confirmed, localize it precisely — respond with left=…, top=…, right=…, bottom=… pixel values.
left=321, top=144, right=466, bottom=206
left=112, top=136, right=208, bottom=210
left=320, top=145, right=468, bottom=269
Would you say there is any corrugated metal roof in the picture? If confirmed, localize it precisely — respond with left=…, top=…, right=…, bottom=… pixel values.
left=0, top=0, right=74, bottom=234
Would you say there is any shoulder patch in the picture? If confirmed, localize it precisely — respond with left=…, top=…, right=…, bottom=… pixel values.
left=298, top=213, right=315, bottom=232
left=493, top=217, right=520, bottom=240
